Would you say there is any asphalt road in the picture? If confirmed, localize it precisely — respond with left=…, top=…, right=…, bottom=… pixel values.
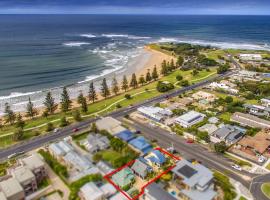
left=250, top=174, right=270, bottom=200
left=0, top=71, right=232, bottom=160
left=127, top=120, right=270, bottom=200
left=127, top=120, right=255, bottom=189
left=0, top=69, right=268, bottom=199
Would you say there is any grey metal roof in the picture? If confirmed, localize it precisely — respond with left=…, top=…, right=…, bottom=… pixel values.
left=212, top=127, right=231, bottom=139
left=131, top=159, right=151, bottom=178
left=172, top=159, right=214, bottom=188
left=145, top=183, right=177, bottom=200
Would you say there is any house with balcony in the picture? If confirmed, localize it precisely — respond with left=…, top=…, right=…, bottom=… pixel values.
left=172, top=159, right=216, bottom=200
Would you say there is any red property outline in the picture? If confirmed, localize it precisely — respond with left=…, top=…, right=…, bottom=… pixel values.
left=104, top=147, right=181, bottom=200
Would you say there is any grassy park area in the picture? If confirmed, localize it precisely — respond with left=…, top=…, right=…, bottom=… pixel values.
left=262, top=183, right=270, bottom=199
left=0, top=66, right=217, bottom=149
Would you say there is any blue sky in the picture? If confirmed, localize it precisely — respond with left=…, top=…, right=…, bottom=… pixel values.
left=0, top=0, right=269, bottom=15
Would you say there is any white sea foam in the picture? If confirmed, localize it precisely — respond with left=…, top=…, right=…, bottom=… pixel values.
left=63, top=42, right=90, bottom=47
left=157, top=37, right=270, bottom=51
left=80, top=34, right=96, bottom=38
left=101, top=34, right=129, bottom=38
left=0, top=91, right=41, bottom=101
left=101, top=34, right=151, bottom=40
left=158, top=37, right=178, bottom=43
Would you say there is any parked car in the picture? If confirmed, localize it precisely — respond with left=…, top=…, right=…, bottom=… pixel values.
left=232, top=164, right=242, bottom=171
left=73, top=128, right=79, bottom=132
left=258, top=156, right=266, bottom=163
left=54, top=128, right=60, bottom=133
left=186, top=139, right=194, bottom=144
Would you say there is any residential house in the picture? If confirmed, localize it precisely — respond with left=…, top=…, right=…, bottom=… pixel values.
left=96, top=161, right=114, bottom=175
left=116, top=130, right=136, bottom=142
left=81, top=134, right=110, bottom=153
left=48, top=141, right=73, bottom=160
left=235, top=131, right=270, bottom=157
left=239, top=54, right=262, bottom=61
left=145, top=150, right=166, bottom=168
left=129, top=136, right=153, bottom=154
left=131, top=158, right=152, bottom=179
left=244, top=104, right=270, bottom=117
left=79, top=182, right=116, bottom=200
left=220, top=80, right=237, bottom=88
left=96, top=117, right=126, bottom=135
left=261, top=98, right=270, bottom=108
left=143, top=183, right=177, bottom=200
left=175, top=111, right=205, bottom=128
left=208, top=117, right=219, bottom=124
left=172, top=159, right=216, bottom=200
left=20, top=154, right=47, bottom=184
left=238, top=70, right=260, bottom=80
left=178, top=97, right=194, bottom=107
left=231, top=112, right=270, bottom=129
left=9, top=166, right=37, bottom=195
left=0, top=178, right=25, bottom=200
left=111, top=168, right=135, bottom=189
left=109, top=192, right=127, bottom=200
left=210, top=125, right=246, bottom=145
left=191, top=91, right=217, bottom=103
left=63, top=151, right=93, bottom=172
left=137, top=106, right=173, bottom=122
left=208, top=82, right=238, bottom=94
left=198, top=124, right=218, bottom=135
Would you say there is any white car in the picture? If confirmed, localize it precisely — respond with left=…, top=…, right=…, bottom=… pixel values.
left=53, top=128, right=60, bottom=133
left=169, top=132, right=176, bottom=135
left=232, top=164, right=242, bottom=171
left=258, top=156, right=266, bottom=163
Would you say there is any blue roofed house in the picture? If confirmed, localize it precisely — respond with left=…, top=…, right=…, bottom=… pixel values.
left=172, top=159, right=216, bottom=200
left=145, top=150, right=166, bottom=168
left=116, top=130, right=136, bottom=142
left=129, top=136, right=152, bottom=154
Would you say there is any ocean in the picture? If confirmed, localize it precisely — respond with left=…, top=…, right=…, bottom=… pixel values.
left=0, top=15, right=270, bottom=114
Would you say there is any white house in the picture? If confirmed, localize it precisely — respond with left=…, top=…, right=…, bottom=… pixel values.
left=137, top=106, right=173, bottom=122
left=175, top=111, right=205, bottom=128
left=239, top=54, right=262, bottom=61
left=209, top=82, right=238, bottom=94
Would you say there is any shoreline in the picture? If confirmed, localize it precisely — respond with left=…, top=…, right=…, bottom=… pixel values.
left=0, top=46, right=174, bottom=117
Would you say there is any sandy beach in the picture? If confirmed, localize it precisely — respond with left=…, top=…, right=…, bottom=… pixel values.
left=0, top=46, right=175, bottom=119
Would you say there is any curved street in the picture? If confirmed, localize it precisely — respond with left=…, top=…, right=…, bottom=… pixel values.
left=251, top=174, right=270, bottom=200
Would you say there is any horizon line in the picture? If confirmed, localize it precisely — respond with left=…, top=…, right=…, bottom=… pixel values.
left=0, top=13, right=269, bottom=16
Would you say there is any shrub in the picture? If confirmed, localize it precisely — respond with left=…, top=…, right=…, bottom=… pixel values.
left=60, top=116, right=69, bottom=127
left=214, top=141, right=227, bottom=153
left=176, top=75, right=183, bottom=81
left=38, top=149, right=68, bottom=180
left=69, top=174, right=102, bottom=200
left=46, top=122, right=54, bottom=132
left=125, top=94, right=132, bottom=99
left=72, top=110, right=82, bottom=122
left=179, top=80, right=189, bottom=87
left=156, top=81, right=174, bottom=92
left=213, top=171, right=237, bottom=200
left=116, top=103, right=122, bottom=108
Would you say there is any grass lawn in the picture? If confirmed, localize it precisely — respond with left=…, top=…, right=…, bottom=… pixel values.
left=266, top=163, right=270, bottom=171
left=219, top=112, right=232, bottom=122
left=98, top=150, right=123, bottom=164
left=262, top=183, right=270, bottom=199
left=213, top=170, right=237, bottom=200
left=239, top=196, right=247, bottom=200
left=225, top=153, right=252, bottom=167
left=203, top=49, right=227, bottom=60
left=0, top=68, right=217, bottom=149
